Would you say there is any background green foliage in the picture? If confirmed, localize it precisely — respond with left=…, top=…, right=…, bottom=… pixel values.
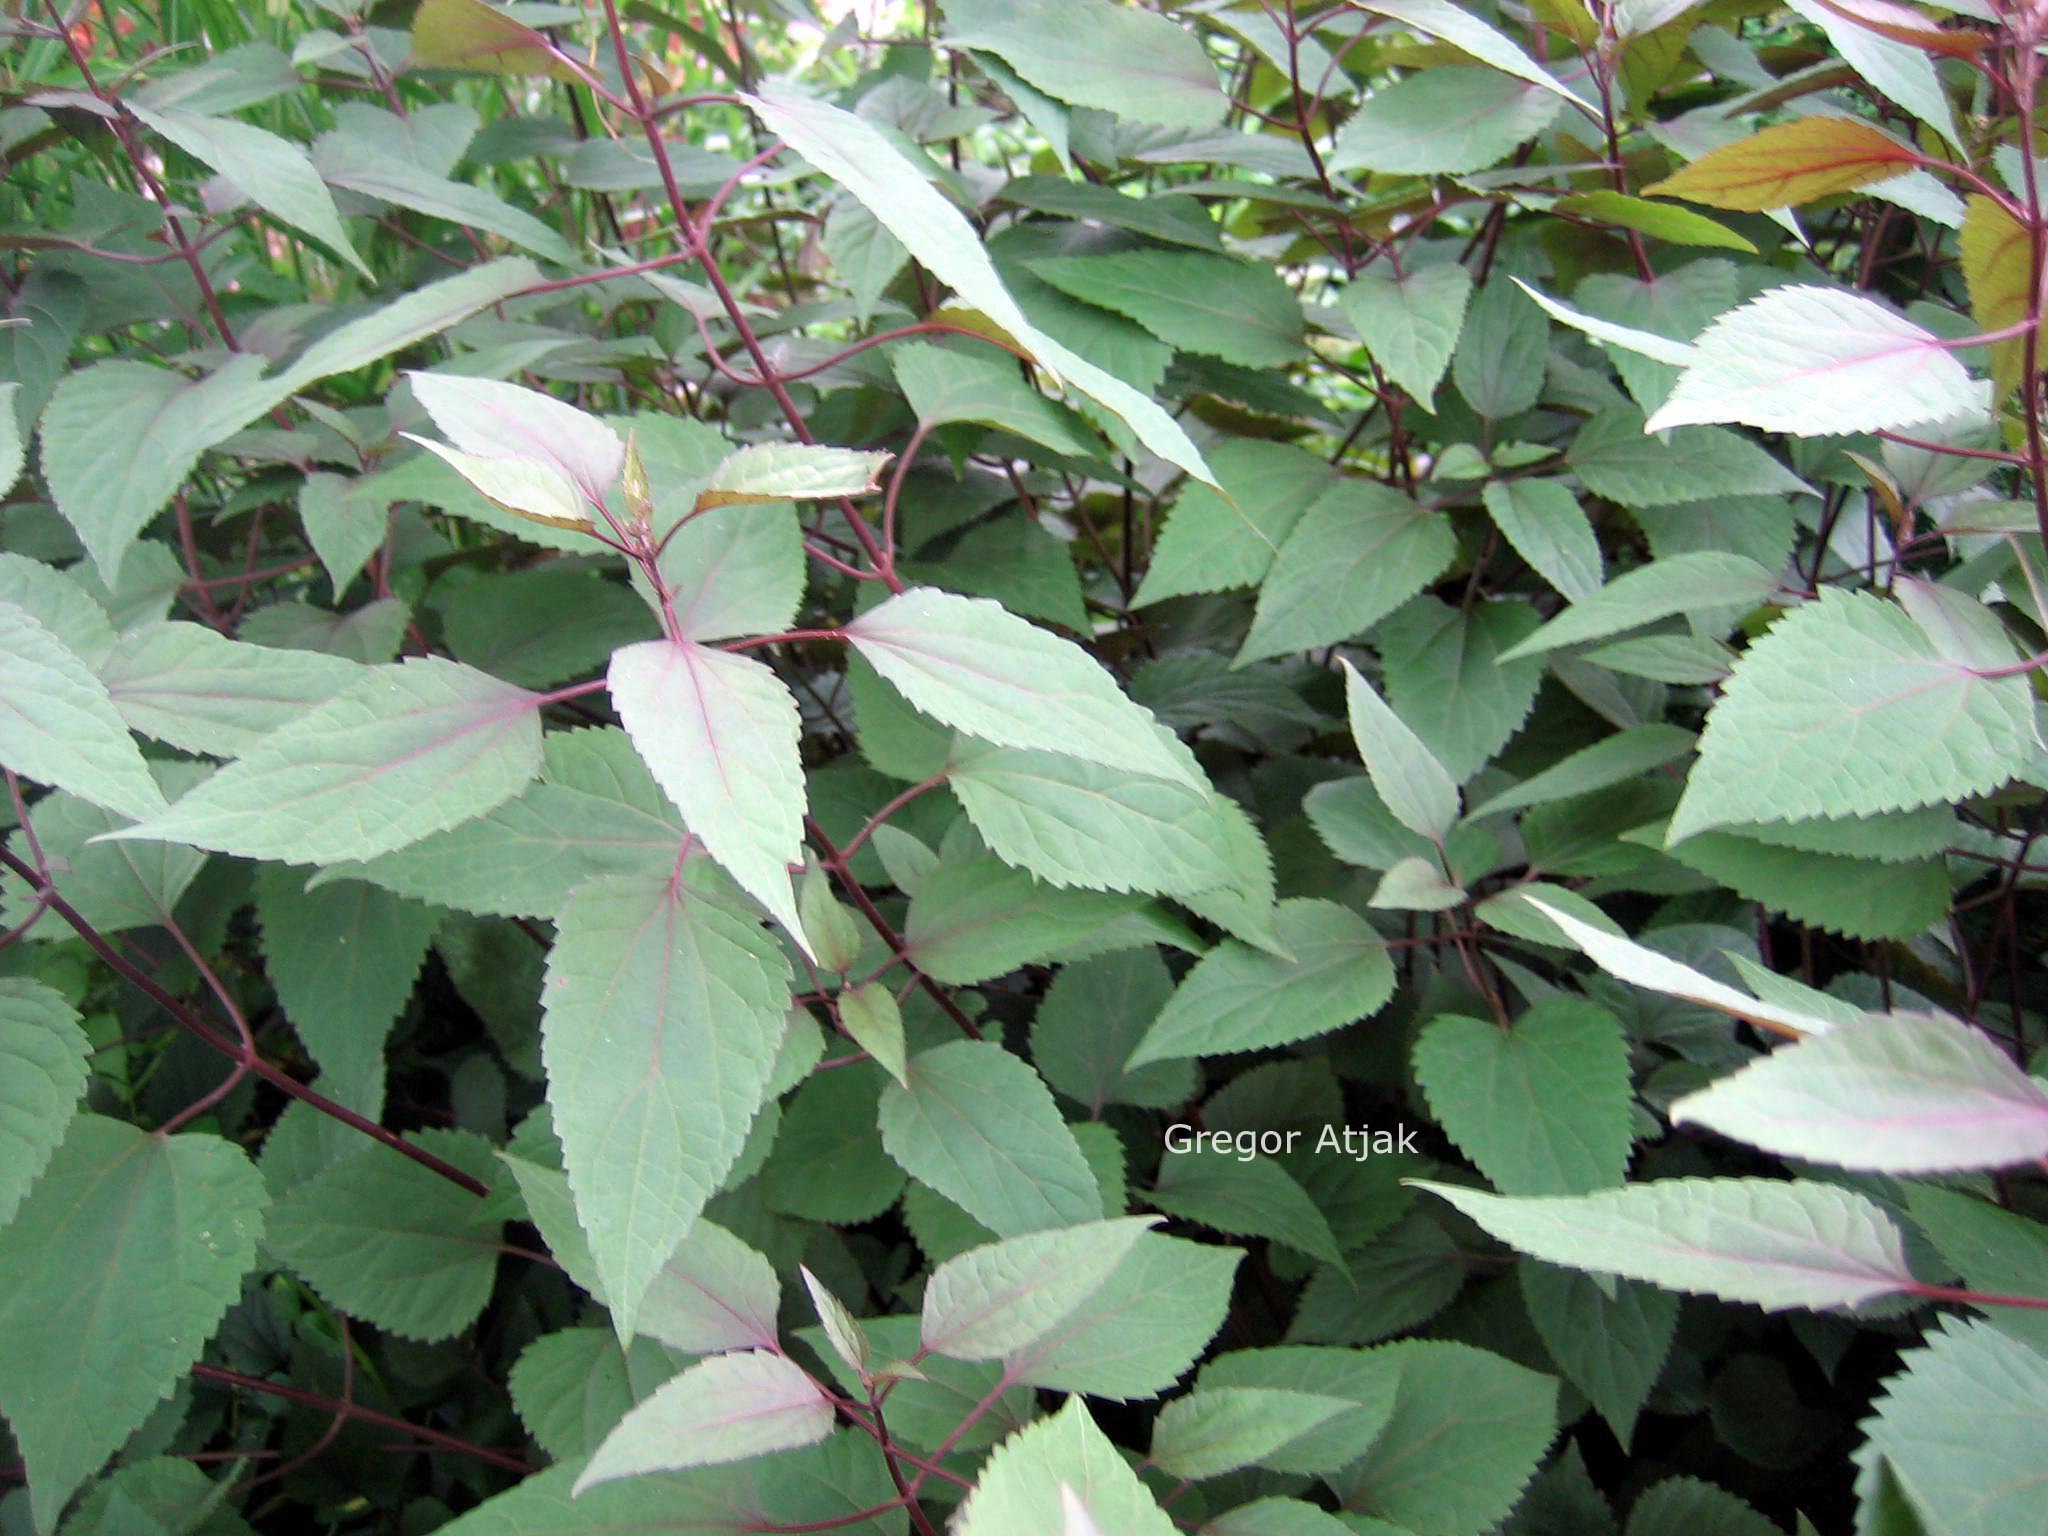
left=2, top=0, right=2046, bottom=1533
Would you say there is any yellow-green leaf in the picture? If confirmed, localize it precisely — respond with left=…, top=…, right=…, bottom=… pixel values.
left=1644, top=118, right=1918, bottom=211
left=411, top=0, right=582, bottom=81
left=1553, top=190, right=1757, bottom=252
left=1960, top=194, right=2031, bottom=396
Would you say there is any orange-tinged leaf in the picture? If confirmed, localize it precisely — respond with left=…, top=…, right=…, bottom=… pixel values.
left=411, top=0, right=583, bottom=82
left=1959, top=194, right=2034, bottom=396
left=1808, top=0, right=1991, bottom=58
left=1643, top=118, right=1918, bottom=211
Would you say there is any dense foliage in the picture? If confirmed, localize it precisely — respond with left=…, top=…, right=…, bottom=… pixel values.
left=3, top=0, right=2048, bottom=1532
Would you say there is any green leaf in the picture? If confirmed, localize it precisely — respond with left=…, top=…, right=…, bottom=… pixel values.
left=1670, top=1011, right=2048, bottom=1173
left=1328, top=1340, right=1559, bottom=1536
left=1135, top=439, right=1334, bottom=607
left=879, top=1040, right=1101, bottom=1236
left=441, top=565, right=657, bottom=689
left=1906, top=1186, right=2048, bottom=1357
left=957, top=1397, right=1178, bottom=1536
left=574, top=1351, right=834, bottom=1493
left=845, top=587, right=1195, bottom=786
left=0, top=1118, right=264, bottom=1529
left=1522, top=895, right=1843, bottom=1037
left=653, top=500, right=806, bottom=645
left=0, top=601, right=166, bottom=820
left=1663, top=828, right=1950, bottom=940
left=542, top=875, right=791, bottom=1338
left=1377, top=599, right=1545, bottom=782
left=1784, top=0, right=1960, bottom=146
left=3, top=780, right=206, bottom=939
left=749, top=88, right=1217, bottom=489
left=1497, top=553, right=1781, bottom=661
left=1412, top=999, right=1635, bottom=1195
left=1005, top=1232, right=1242, bottom=1398
left=1568, top=407, right=1809, bottom=506
left=1517, top=278, right=1704, bottom=374
left=1341, top=658, right=1461, bottom=839
left=800, top=1265, right=870, bottom=1378
left=239, top=597, right=408, bottom=662
left=128, top=102, right=368, bottom=277
left=1621, top=1479, right=1778, bottom=1536
left=97, top=621, right=363, bottom=757
left=904, top=856, right=1152, bottom=984
left=256, top=868, right=440, bottom=1089
left=1342, top=264, right=1473, bottom=407
left=1646, top=287, right=1982, bottom=435
left=948, top=739, right=1237, bottom=895
left=893, top=341, right=1104, bottom=460
left=265, top=1129, right=500, bottom=1340
left=1587, top=635, right=1736, bottom=686
left=0, top=979, right=89, bottom=1226
left=0, top=552, right=116, bottom=664
left=296, top=475, right=391, bottom=602
left=1000, top=179, right=1222, bottom=250
left=1553, top=190, right=1758, bottom=252
left=1862, top=1317, right=2048, bottom=1536
left=609, top=640, right=807, bottom=942
left=503, top=1153, right=785, bottom=1353
left=1238, top=484, right=1457, bottom=665
left=1149, top=1388, right=1358, bottom=1480
left=329, top=728, right=684, bottom=919
left=755, top=1059, right=903, bottom=1224
left=1029, top=251, right=1303, bottom=370
left=1197, top=1346, right=1402, bottom=1475
left=40, top=262, right=537, bottom=581
left=1128, top=899, right=1395, bottom=1066
left=823, top=196, right=910, bottom=321
left=1350, top=0, right=1597, bottom=117
left=104, top=656, right=544, bottom=863
left=1151, top=1147, right=1344, bottom=1265
left=1288, top=1210, right=1466, bottom=1346
left=283, top=258, right=546, bottom=389
left=1331, top=69, right=1561, bottom=175
left=1481, top=481, right=1604, bottom=601
left=0, top=384, right=22, bottom=495
left=1519, top=1264, right=1677, bottom=1450
left=1469, top=723, right=1694, bottom=818
left=1369, top=855, right=1465, bottom=911
left=436, top=1436, right=901, bottom=1535
left=635, top=1217, right=785, bottom=1356
left=699, top=443, right=892, bottom=511
left=837, top=981, right=908, bottom=1088
left=1031, top=949, right=1195, bottom=1113
left=509, top=1327, right=687, bottom=1462
left=1453, top=276, right=1549, bottom=420
left=1205, top=1499, right=1362, bottom=1534
left=942, top=0, right=1226, bottom=129
left=903, top=513, right=1089, bottom=633
left=313, top=117, right=574, bottom=263
left=57, top=1456, right=257, bottom=1536
left=1411, top=1177, right=1918, bottom=1311
left=1670, top=588, right=2038, bottom=838
left=921, top=1216, right=1158, bottom=1357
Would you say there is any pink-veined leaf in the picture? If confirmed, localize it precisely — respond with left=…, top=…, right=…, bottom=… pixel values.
left=1646, top=286, right=1982, bottom=435
left=99, top=657, right=544, bottom=863
left=607, top=639, right=808, bottom=947
left=1672, top=1010, right=2048, bottom=1173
